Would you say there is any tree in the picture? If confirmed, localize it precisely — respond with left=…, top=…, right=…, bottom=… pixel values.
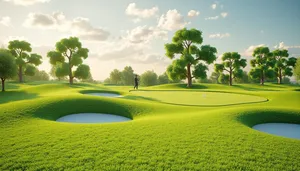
left=47, top=37, right=89, bottom=84
left=8, top=40, right=42, bottom=83
left=272, top=49, right=297, bottom=84
left=294, top=58, right=300, bottom=81
left=158, top=72, right=169, bottom=84
left=209, top=72, right=221, bottom=84
left=25, top=70, right=50, bottom=81
left=0, top=49, right=16, bottom=91
left=110, top=69, right=122, bottom=84
left=140, top=70, right=158, bottom=86
left=249, top=47, right=275, bottom=85
left=214, top=52, right=247, bottom=86
left=121, top=66, right=134, bottom=85
left=165, top=28, right=217, bottom=87
left=50, top=64, right=67, bottom=81
left=234, top=71, right=249, bottom=83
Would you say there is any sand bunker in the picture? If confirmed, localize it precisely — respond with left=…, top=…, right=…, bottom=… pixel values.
left=56, top=113, right=131, bottom=123
left=253, top=123, right=300, bottom=140
left=86, top=93, right=123, bottom=97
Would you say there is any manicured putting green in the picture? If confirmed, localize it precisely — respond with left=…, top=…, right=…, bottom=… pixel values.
left=131, top=91, right=267, bottom=106
left=86, top=93, right=123, bottom=97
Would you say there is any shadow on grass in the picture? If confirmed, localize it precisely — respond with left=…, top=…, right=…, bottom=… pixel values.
left=0, top=91, right=38, bottom=104
left=236, top=110, right=300, bottom=127
left=231, top=85, right=277, bottom=91
left=79, top=89, right=122, bottom=95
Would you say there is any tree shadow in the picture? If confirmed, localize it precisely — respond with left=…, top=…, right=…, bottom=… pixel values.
left=232, top=85, right=277, bottom=91
left=0, top=91, right=38, bottom=104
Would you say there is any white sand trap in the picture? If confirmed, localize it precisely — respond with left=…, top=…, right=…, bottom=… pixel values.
left=87, top=93, right=123, bottom=97
left=56, top=113, right=131, bottom=123
left=253, top=123, right=300, bottom=140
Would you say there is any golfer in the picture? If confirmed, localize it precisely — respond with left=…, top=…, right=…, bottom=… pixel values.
left=134, top=75, right=139, bottom=90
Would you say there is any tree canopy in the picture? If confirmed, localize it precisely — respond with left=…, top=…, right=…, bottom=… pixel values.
left=140, top=70, right=158, bottom=86
left=165, top=28, right=217, bottom=87
left=272, top=49, right=297, bottom=84
left=0, top=49, right=16, bottom=91
left=214, top=52, right=247, bottom=86
left=249, top=46, right=275, bottom=85
left=47, top=37, right=90, bottom=84
left=8, top=40, right=42, bottom=82
left=294, top=58, right=300, bottom=82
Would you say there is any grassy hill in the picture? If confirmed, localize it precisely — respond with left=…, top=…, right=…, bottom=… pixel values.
left=0, top=82, right=300, bottom=170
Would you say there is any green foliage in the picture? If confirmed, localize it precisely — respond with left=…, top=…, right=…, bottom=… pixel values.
left=218, top=73, right=229, bottom=84
left=294, top=58, right=300, bottom=81
left=209, top=72, right=221, bottom=84
left=47, top=37, right=89, bottom=84
left=110, top=69, right=122, bottom=84
left=121, top=66, right=135, bottom=85
left=0, top=49, right=17, bottom=91
left=165, top=28, right=217, bottom=87
left=140, top=70, right=158, bottom=86
left=214, top=52, right=246, bottom=85
left=74, top=64, right=90, bottom=80
left=50, top=64, right=67, bottom=81
left=272, top=49, right=297, bottom=83
left=24, top=65, right=36, bottom=76
left=250, top=47, right=275, bottom=84
left=158, top=73, right=169, bottom=84
left=234, top=71, right=250, bottom=83
left=25, top=70, right=50, bottom=82
left=8, top=40, right=42, bottom=82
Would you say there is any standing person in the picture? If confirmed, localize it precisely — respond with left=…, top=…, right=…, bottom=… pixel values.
left=134, top=74, right=139, bottom=90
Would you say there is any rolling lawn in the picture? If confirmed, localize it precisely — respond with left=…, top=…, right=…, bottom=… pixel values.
left=0, top=82, right=300, bottom=170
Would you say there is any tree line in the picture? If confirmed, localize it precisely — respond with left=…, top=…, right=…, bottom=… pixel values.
left=104, top=66, right=182, bottom=86
left=1, top=29, right=300, bottom=91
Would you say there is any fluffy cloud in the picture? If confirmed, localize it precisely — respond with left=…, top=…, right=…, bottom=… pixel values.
left=221, top=12, right=228, bottom=18
left=125, top=25, right=168, bottom=43
left=187, top=10, right=200, bottom=17
left=209, top=33, right=230, bottom=39
left=211, top=4, right=217, bottom=9
left=274, top=42, right=300, bottom=49
left=23, top=12, right=110, bottom=41
left=3, top=0, right=50, bottom=6
left=158, top=9, right=189, bottom=31
left=0, top=16, right=12, bottom=27
left=125, top=3, right=158, bottom=18
left=242, top=44, right=265, bottom=57
left=205, top=16, right=219, bottom=20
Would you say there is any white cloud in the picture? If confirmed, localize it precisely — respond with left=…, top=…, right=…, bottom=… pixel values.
left=205, top=16, right=219, bottom=20
left=3, top=0, right=50, bottom=6
left=209, top=33, right=230, bottom=39
left=158, top=9, right=189, bottom=31
left=23, top=12, right=110, bottom=41
left=125, top=25, right=167, bottom=44
left=132, top=18, right=141, bottom=23
left=0, top=16, right=12, bottom=27
left=260, top=30, right=264, bottom=34
left=125, top=3, right=158, bottom=18
left=242, top=44, right=265, bottom=57
left=187, top=10, right=200, bottom=17
left=221, top=12, right=228, bottom=18
left=273, top=42, right=300, bottom=49
left=211, top=4, right=217, bottom=9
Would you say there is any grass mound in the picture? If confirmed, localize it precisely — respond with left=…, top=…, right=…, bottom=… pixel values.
left=0, top=82, right=299, bottom=170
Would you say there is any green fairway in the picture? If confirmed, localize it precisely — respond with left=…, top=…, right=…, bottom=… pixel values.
left=0, top=82, right=300, bottom=170
left=130, top=91, right=267, bottom=106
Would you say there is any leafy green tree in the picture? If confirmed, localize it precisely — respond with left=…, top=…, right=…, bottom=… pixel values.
left=140, top=70, right=158, bottom=86
left=218, top=74, right=229, bottom=84
left=272, top=49, right=297, bottom=84
left=234, top=71, right=249, bottom=83
left=249, top=47, right=275, bottom=85
left=158, top=72, right=169, bottom=84
left=47, top=37, right=89, bottom=84
left=50, top=64, right=67, bottom=81
left=209, top=72, right=221, bottom=84
left=110, top=69, right=122, bottom=84
left=0, top=49, right=16, bottom=91
left=82, top=72, right=95, bottom=83
left=103, top=78, right=111, bottom=84
left=25, top=69, right=49, bottom=82
left=121, top=66, right=134, bottom=85
left=294, top=58, right=300, bottom=81
left=215, top=52, right=247, bottom=86
left=165, top=28, right=217, bottom=87
left=8, top=40, right=42, bottom=82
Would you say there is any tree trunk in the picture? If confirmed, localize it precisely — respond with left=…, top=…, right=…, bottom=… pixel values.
left=278, top=69, right=282, bottom=84
left=1, top=78, right=5, bottom=92
left=69, top=75, right=73, bottom=84
left=18, top=65, right=23, bottom=83
left=229, top=70, right=233, bottom=86
left=187, top=64, right=192, bottom=88
left=260, top=70, right=264, bottom=85
left=68, top=59, right=73, bottom=85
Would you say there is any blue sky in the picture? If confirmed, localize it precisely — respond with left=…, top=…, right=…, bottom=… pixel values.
left=0, top=0, right=299, bottom=80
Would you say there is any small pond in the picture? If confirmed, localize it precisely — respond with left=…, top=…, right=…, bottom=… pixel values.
left=253, top=123, right=300, bottom=140
left=56, top=113, right=131, bottom=123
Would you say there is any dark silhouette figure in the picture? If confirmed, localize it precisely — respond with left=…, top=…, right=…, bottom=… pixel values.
left=134, top=75, right=139, bottom=90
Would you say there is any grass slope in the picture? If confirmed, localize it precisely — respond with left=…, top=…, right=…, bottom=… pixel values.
left=0, top=82, right=300, bottom=171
